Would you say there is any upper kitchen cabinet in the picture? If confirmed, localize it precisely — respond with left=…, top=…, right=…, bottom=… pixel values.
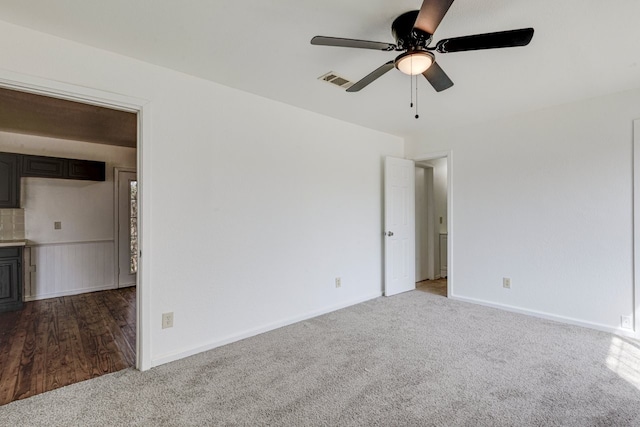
left=22, top=155, right=65, bottom=178
left=67, top=158, right=106, bottom=181
left=20, top=154, right=106, bottom=182
left=0, top=153, right=20, bottom=208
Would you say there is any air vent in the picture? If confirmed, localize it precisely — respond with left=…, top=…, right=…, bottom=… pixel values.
left=318, top=71, right=353, bottom=89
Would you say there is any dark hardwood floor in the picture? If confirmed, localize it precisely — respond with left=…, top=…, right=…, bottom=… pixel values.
left=416, top=278, right=447, bottom=297
left=0, top=287, right=135, bottom=406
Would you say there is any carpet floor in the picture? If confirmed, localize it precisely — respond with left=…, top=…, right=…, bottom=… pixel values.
left=1, top=290, right=640, bottom=426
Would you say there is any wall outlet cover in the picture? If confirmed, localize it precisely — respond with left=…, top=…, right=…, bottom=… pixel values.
left=621, top=315, right=633, bottom=330
left=335, top=277, right=342, bottom=288
left=503, top=278, right=511, bottom=289
left=162, top=312, right=174, bottom=329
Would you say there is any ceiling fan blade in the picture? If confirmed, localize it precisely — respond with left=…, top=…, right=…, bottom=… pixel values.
left=346, top=61, right=395, bottom=92
left=422, top=62, right=454, bottom=92
left=436, top=28, right=534, bottom=53
left=413, top=0, right=455, bottom=35
left=311, top=36, right=396, bottom=51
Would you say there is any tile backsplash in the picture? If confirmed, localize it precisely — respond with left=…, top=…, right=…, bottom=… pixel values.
left=0, top=209, right=25, bottom=241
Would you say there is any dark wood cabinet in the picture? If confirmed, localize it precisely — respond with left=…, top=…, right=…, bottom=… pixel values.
left=0, top=246, right=23, bottom=313
left=67, top=158, right=106, bottom=181
left=0, top=151, right=106, bottom=210
left=22, top=155, right=65, bottom=178
left=22, top=155, right=105, bottom=181
left=0, top=153, right=21, bottom=208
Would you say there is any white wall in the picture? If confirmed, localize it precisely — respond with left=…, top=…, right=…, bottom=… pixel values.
left=0, top=131, right=136, bottom=299
left=407, top=88, right=640, bottom=334
left=0, top=21, right=403, bottom=366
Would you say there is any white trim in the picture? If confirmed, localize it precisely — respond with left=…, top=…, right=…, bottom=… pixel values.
left=151, top=292, right=383, bottom=367
left=0, top=69, right=153, bottom=371
left=411, top=150, right=453, bottom=298
left=28, top=239, right=114, bottom=247
left=450, top=294, right=638, bottom=339
left=24, top=284, right=117, bottom=301
left=633, top=119, right=640, bottom=337
left=137, top=102, right=153, bottom=371
left=0, top=68, right=145, bottom=113
left=114, top=167, right=137, bottom=289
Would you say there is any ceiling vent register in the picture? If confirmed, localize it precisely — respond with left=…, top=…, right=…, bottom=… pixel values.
left=318, top=72, right=353, bottom=89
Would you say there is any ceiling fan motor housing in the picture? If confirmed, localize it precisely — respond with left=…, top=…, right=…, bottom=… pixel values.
left=392, top=10, right=432, bottom=50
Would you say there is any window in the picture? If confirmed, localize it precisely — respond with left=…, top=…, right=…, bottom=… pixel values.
left=130, top=180, right=138, bottom=274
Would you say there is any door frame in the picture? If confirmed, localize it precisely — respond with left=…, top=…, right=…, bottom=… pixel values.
left=412, top=151, right=453, bottom=297
left=633, top=120, right=639, bottom=338
left=0, top=69, right=153, bottom=370
left=114, top=167, right=137, bottom=288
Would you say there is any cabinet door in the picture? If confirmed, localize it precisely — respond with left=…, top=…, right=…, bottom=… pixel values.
left=0, top=153, right=20, bottom=208
left=67, top=159, right=106, bottom=181
left=0, top=258, right=22, bottom=312
left=22, top=155, right=65, bottom=178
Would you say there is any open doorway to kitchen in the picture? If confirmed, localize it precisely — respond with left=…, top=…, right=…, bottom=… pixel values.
left=0, top=85, right=140, bottom=405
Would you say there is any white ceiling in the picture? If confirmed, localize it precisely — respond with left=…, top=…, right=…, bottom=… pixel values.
left=0, top=0, right=639, bottom=139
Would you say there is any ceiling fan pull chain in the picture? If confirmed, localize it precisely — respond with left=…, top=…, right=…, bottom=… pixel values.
left=410, top=56, right=414, bottom=108
left=415, top=75, right=419, bottom=119
left=410, top=74, right=414, bottom=108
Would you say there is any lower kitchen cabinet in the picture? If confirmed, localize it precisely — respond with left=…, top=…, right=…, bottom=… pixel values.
left=0, top=247, right=23, bottom=313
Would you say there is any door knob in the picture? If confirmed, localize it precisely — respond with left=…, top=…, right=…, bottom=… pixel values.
left=387, top=231, right=394, bottom=236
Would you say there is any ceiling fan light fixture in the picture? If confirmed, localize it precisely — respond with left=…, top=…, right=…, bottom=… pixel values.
left=395, top=50, right=434, bottom=75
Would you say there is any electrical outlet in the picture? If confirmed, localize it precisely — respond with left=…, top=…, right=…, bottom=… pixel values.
left=621, top=315, right=633, bottom=330
left=503, top=278, right=511, bottom=289
left=162, top=312, right=174, bottom=329
left=335, top=277, right=342, bottom=288
left=54, top=221, right=62, bottom=230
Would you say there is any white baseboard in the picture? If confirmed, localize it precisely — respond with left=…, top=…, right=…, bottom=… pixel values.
left=24, top=284, right=117, bottom=301
left=151, top=291, right=383, bottom=368
left=449, top=293, right=638, bottom=339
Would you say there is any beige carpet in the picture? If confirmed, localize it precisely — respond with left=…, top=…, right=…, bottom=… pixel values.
left=1, top=290, right=640, bottom=426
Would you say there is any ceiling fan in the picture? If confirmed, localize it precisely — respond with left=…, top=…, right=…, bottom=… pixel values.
left=311, top=0, right=534, bottom=93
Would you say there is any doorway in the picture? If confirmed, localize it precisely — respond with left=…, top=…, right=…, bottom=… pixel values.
left=0, top=70, right=150, bottom=371
left=0, top=78, right=146, bottom=405
left=415, top=155, right=449, bottom=297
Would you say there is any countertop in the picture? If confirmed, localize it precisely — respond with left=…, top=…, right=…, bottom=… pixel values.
left=0, top=240, right=27, bottom=247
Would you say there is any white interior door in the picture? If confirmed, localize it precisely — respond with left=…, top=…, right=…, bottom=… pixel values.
left=384, top=156, right=416, bottom=296
left=117, top=170, right=137, bottom=288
